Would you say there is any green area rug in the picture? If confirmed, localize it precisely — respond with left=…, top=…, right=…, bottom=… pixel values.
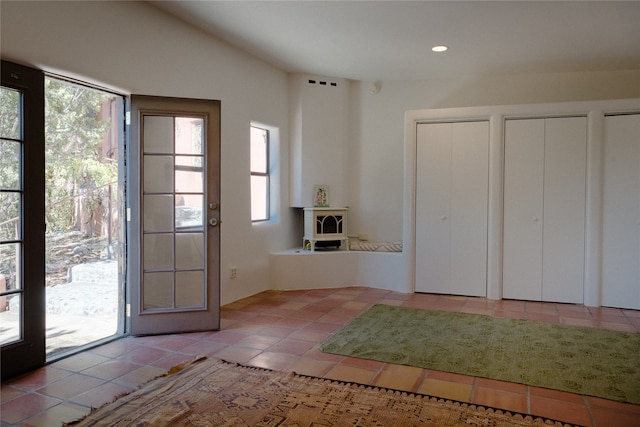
left=319, top=304, right=640, bottom=404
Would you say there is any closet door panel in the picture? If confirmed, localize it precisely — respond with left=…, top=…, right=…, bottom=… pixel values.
left=450, top=122, right=489, bottom=296
left=503, top=119, right=545, bottom=300
left=602, top=114, right=640, bottom=309
left=542, top=117, right=586, bottom=303
left=415, top=123, right=451, bottom=294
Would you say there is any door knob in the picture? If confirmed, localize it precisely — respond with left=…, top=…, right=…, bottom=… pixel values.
left=208, top=218, right=219, bottom=227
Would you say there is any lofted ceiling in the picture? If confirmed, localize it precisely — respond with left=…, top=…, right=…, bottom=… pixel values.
left=151, top=1, right=640, bottom=81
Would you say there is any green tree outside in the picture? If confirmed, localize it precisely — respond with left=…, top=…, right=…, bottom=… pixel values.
left=0, top=77, right=118, bottom=289
left=44, top=78, right=116, bottom=234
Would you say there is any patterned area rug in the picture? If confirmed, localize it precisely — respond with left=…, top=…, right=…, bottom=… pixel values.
left=319, top=305, right=640, bottom=404
left=67, top=357, right=579, bottom=426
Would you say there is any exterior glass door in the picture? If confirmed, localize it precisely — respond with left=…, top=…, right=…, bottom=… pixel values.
left=143, top=116, right=206, bottom=310
left=0, top=86, right=23, bottom=345
left=130, top=96, right=220, bottom=335
left=1, top=61, right=46, bottom=379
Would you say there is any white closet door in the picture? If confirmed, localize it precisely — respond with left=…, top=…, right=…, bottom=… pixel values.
left=603, top=114, right=640, bottom=309
left=416, top=123, right=451, bottom=294
left=542, top=117, right=586, bottom=303
left=416, top=121, right=488, bottom=296
left=450, top=122, right=489, bottom=296
left=504, top=117, right=586, bottom=303
left=503, top=119, right=545, bottom=300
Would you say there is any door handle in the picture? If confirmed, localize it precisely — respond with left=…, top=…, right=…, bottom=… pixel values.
left=208, top=218, right=219, bottom=227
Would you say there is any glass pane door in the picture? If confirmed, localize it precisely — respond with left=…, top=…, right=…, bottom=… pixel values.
left=1, top=61, right=46, bottom=380
left=0, top=86, right=24, bottom=346
left=130, top=95, right=220, bottom=336
left=142, top=116, right=206, bottom=311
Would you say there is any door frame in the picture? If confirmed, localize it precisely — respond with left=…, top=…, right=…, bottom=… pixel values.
left=128, top=95, right=221, bottom=335
left=1, top=61, right=46, bottom=380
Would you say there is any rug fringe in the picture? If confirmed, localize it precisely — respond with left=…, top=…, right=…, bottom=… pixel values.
left=166, top=355, right=207, bottom=375
left=65, top=357, right=585, bottom=427
left=287, top=364, right=584, bottom=427
left=63, top=355, right=209, bottom=426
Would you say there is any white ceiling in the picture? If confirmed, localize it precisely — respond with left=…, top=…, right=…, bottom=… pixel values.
left=151, top=1, right=640, bottom=81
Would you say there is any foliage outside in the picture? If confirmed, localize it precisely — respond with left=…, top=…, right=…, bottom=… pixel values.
left=44, top=78, right=117, bottom=234
left=1, top=77, right=119, bottom=290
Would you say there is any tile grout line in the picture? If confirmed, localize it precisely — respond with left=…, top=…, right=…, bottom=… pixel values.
left=415, top=368, right=431, bottom=397
left=470, top=376, right=478, bottom=405
left=584, top=395, right=597, bottom=427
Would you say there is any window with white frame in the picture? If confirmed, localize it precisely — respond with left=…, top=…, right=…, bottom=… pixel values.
left=250, top=125, right=269, bottom=221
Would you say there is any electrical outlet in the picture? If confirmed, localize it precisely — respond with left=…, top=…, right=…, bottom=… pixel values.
left=230, top=267, right=237, bottom=279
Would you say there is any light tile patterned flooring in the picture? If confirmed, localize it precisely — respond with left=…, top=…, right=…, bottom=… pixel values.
left=2, top=287, right=640, bottom=426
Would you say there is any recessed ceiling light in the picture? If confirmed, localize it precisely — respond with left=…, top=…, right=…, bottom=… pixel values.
left=432, top=45, right=448, bottom=53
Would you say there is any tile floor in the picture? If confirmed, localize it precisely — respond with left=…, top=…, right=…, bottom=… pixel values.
left=2, top=287, right=640, bottom=426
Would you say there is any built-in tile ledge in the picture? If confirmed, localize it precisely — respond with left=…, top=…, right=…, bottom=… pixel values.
left=269, top=249, right=409, bottom=293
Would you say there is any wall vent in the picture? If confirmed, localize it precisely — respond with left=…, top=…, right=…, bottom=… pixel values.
left=307, top=79, right=338, bottom=87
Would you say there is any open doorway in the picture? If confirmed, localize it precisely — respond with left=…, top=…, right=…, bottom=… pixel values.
left=44, top=76, right=125, bottom=358
left=0, top=63, right=126, bottom=377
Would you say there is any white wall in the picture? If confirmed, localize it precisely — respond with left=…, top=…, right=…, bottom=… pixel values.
left=289, top=74, right=350, bottom=209
left=1, top=0, right=297, bottom=305
left=348, top=70, right=640, bottom=242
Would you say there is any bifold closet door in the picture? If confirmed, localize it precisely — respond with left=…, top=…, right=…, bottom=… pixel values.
left=602, top=114, right=640, bottom=309
left=416, top=121, right=488, bottom=296
left=503, top=117, right=586, bottom=303
left=503, top=120, right=545, bottom=301
left=416, top=123, right=451, bottom=294
left=542, top=118, right=586, bottom=303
